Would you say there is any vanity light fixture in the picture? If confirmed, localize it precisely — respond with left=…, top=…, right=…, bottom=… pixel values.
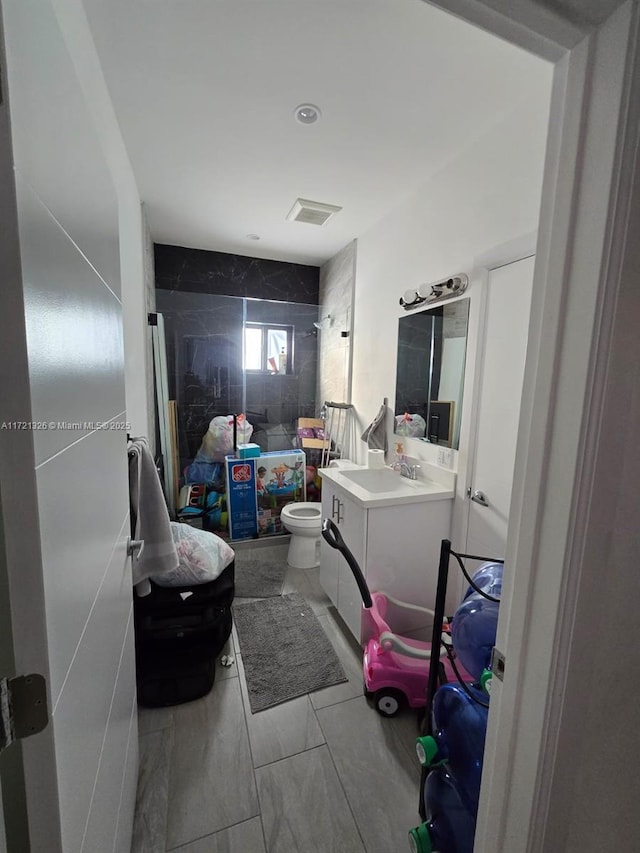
left=399, top=274, right=469, bottom=310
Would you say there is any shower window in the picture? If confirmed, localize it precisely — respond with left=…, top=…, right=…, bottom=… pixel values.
left=243, top=323, right=293, bottom=374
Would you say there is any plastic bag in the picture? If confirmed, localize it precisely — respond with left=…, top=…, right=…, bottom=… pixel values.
left=394, top=413, right=427, bottom=437
left=194, top=414, right=253, bottom=463
left=150, top=522, right=235, bottom=587
left=184, top=460, right=224, bottom=487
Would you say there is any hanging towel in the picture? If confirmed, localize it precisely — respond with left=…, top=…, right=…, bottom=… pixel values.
left=361, top=402, right=388, bottom=452
left=128, top=436, right=179, bottom=590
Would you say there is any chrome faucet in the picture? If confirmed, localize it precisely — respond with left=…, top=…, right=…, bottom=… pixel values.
left=399, top=462, right=421, bottom=480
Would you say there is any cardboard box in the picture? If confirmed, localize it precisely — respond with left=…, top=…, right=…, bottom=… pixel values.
left=236, top=442, right=261, bottom=458
left=256, top=449, right=306, bottom=536
left=296, top=417, right=327, bottom=450
left=225, top=449, right=307, bottom=540
left=225, top=457, right=258, bottom=541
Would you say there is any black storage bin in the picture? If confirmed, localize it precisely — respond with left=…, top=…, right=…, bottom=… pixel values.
left=134, top=559, right=234, bottom=707
left=136, top=646, right=217, bottom=708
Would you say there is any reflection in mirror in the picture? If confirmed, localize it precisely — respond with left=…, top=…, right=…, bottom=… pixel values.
left=394, top=298, right=469, bottom=449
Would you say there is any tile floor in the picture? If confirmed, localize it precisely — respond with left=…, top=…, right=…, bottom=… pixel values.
left=132, top=541, right=422, bottom=852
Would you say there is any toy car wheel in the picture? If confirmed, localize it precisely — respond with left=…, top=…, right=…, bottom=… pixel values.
left=374, top=689, right=405, bottom=717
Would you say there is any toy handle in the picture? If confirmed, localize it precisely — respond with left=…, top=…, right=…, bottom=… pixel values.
left=321, top=518, right=373, bottom=609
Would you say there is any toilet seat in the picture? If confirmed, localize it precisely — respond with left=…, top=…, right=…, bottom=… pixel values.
left=281, top=502, right=322, bottom=568
left=281, top=502, right=322, bottom=528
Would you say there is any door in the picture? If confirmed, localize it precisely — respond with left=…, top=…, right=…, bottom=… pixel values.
left=0, top=4, right=138, bottom=849
left=465, top=255, right=535, bottom=558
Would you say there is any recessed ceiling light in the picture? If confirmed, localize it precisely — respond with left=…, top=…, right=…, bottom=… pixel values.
left=246, top=234, right=260, bottom=240
left=294, top=103, right=321, bottom=125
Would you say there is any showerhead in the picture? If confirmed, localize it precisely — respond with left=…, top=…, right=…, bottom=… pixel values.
left=314, top=314, right=332, bottom=331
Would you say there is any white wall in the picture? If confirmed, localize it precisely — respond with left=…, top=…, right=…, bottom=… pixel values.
left=351, top=74, right=552, bottom=545
left=2, top=0, right=144, bottom=848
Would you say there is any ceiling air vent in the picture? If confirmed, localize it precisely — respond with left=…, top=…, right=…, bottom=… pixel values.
left=286, top=198, right=342, bottom=226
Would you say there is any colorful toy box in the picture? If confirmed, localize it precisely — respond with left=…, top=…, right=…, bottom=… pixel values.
left=225, top=449, right=306, bottom=540
left=224, top=458, right=258, bottom=541
left=255, top=449, right=306, bottom=536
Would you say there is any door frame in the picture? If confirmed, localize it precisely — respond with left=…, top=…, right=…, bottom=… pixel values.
left=1, top=0, right=638, bottom=849
left=426, top=1, right=640, bottom=850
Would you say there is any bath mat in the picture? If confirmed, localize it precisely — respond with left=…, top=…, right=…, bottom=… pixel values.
left=234, top=554, right=287, bottom=599
left=232, top=593, right=348, bottom=712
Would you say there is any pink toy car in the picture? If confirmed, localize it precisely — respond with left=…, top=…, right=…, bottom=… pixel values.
left=322, top=519, right=472, bottom=717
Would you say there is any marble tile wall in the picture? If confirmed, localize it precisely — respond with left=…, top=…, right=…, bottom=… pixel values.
left=317, top=240, right=355, bottom=416
left=245, top=299, right=318, bottom=426
left=155, top=290, right=320, bottom=462
left=394, top=310, right=434, bottom=428
left=154, top=247, right=321, bottom=463
left=155, top=290, right=245, bottom=461
left=154, top=244, right=320, bottom=304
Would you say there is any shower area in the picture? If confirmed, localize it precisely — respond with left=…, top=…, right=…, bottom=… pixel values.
left=152, top=243, right=355, bottom=540
left=156, top=289, right=321, bottom=461
left=153, top=288, right=325, bottom=540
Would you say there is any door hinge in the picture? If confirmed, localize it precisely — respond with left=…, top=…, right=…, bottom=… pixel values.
left=491, top=647, right=506, bottom=681
left=0, top=674, right=49, bottom=754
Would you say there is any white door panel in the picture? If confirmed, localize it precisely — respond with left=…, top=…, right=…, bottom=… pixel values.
left=0, top=3, right=138, bottom=850
left=466, top=256, right=535, bottom=559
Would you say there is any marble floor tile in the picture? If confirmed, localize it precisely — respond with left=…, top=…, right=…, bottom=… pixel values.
left=309, top=612, right=366, bottom=710
left=235, top=652, right=325, bottom=768
left=316, top=695, right=421, bottom=853
left=255, top=746, right=365, bottom=853
left=132, top=726, right=173, bottom=852
left=170, top=816, right=266, bottom=853
left=165, top=677, right=259, bottom=850
left=282, top=565, right=332, bottom=615
left=234, top=543, right=289, bottom=566
left=137, top=704, right=174, bottom=736
left=215, top=632, right=237, bottom=682
left=133, top=539, right=428, bottom=853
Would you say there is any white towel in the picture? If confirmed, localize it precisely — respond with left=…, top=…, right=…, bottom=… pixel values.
left=128, top=437, right=179, bottom=588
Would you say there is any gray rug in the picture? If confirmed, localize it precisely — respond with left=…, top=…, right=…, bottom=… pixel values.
left=234, top=556, right=287, bottom=599
left=232, top=593, right=348, bottom=713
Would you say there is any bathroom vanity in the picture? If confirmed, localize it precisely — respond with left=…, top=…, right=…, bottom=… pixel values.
left=319, top=463, right=455, bottom=642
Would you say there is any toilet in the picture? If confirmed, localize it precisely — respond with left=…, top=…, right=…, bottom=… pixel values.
left=280, top=502, right=323, bottom=569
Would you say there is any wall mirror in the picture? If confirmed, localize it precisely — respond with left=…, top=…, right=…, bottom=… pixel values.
left=394, top=298, right=470, bottom=449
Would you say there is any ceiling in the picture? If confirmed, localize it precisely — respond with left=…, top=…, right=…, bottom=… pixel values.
left=83, top=0, right=552, bottom=267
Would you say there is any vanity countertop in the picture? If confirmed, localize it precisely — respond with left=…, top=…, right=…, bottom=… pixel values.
left=319, top=462, right=455, bottom=509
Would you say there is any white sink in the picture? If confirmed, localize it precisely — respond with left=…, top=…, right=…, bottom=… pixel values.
left=340, top=467, right=418, bottom=493
left=320, top=463, right=455, bottom=507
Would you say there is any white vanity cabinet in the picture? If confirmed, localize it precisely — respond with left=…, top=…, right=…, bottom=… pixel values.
left=320, top=486, right=367, bottom=639
left=319, top=468, right=454, bottom=643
